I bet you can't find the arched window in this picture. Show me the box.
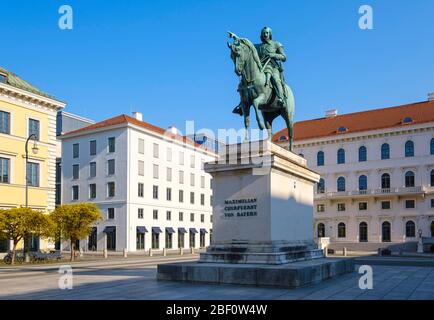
[381,173,391,189]
[359,222,368,242]
[337,177,346,192]
[405,171,415,188]
[359,175,367,191]
[382,221,391,242]
[317,223,325,238]
[338,222,346,238]
[431,170,434,187]
[431,138,434,155]
[317,178,325,194]
[406,221,416,238]
[405,141,414,157]
[359,146,367,162]
[317,151,324,166]
[381,143,390,160]
[337,148,345,164]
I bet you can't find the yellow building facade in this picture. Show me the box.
[0,67,64,252]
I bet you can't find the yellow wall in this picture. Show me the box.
[0,98,55,211]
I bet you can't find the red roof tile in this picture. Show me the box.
[62,114,210,151]
[273,100,434,143]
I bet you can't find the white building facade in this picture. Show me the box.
[274,97,434,249]
[60,113,215,252]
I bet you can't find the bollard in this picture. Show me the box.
[179,247,183,256]
[149,248,153,257]
[123,248,128,258]
[103,249,108,259]
[324,247,328,257]
[343,247,347,257]
[163,248,167,256]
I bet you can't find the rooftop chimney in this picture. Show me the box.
[167,126,178,135]
[325,109,338,118]
[132,112,143,121]
[428,93,434,101]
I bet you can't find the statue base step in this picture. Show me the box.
[199,240,324,265]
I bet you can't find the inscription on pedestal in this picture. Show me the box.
[223,198,258,218]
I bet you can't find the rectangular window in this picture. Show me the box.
[381,201,391,210]
[179,189,184,203]
[201,194,205,206]
[26,162,39,187]
[107,182,115,197]
[166,188,172,201]
[179,170,184,184]
[178,233,185,248]
[0,111,10,134]
[165,232,173,249]
[179,212,184,221]
[138,183,144,197]
[210,215,213,223]
[201,214,204,223]
[431,199,434,208]
[179,151,184,165]
[190,213,195,222]
[190,192,195,204]
[152,232,160,249]
[108,159,115,175]
[153,164,159,179]
[153,209,158,220]
[89,162,96,178]
[90,140,97,156]
[153,143,159,158]
[167,167,172,181]
[153,185,158,199]
[201,176,205,188]
[28,119,40,141]
[0,158,10,183]
[72,164,79,179]
[138,138,144,154]
[138,208,144,219]
[72,185,79,200]
[405,200,415,209]
[317,204,325,212]
[200,233,205,248]
[166,211,171,221]
[190,173,195,187]
[89,184,96,199]
[108,137,115,153]
[359,202,368,211]
[108,208,115,220]
[138,160,144,176]
[73,143,79,158]
[210,195,213,206]
[167,147,172,162]
[337,203,346,211]
[190,155,195,168]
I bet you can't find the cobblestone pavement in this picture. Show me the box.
[0,257,433,300]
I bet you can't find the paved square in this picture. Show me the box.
[0,257,433,300]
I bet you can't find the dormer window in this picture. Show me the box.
[337,126,347,133]
[279,135,288,141]
[0,73,7,83]
[402,117,413,124]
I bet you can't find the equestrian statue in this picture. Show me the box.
[228,27,295,151]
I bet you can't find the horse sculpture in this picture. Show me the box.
[228,32,295,151]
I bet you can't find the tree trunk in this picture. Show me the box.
[70,239,75,262]
[11,242,17,265]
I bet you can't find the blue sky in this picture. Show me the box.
[2,0,434,135]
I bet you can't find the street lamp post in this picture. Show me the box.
[24,134,39,261]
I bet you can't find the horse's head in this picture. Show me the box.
[228,39,247,77]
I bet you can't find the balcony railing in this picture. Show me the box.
[315,186,424,199]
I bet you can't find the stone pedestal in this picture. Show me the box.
[157,141,354,288]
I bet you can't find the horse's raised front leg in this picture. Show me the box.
[252,96,265,131]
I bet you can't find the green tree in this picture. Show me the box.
[0,208,51,265]
[50,203,102,261]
